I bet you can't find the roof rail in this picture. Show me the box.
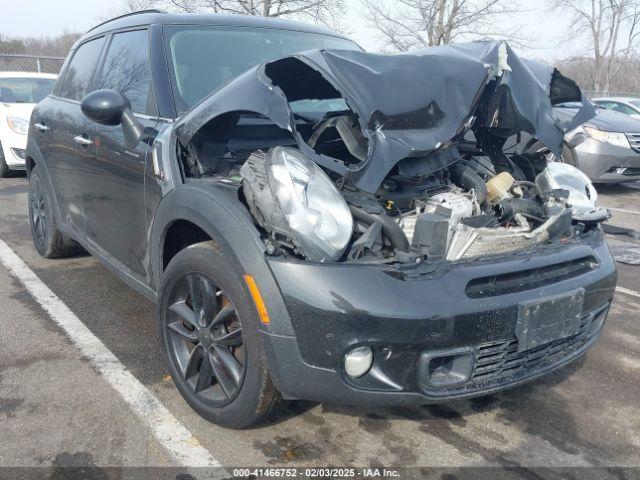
[87,9,167,33]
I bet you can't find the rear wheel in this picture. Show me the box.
[29,166,78,258]
[0,142,9,178]
[157,241,280,428]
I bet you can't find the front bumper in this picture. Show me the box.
[260,230,616,405]
[1,139,27,169]
[574,137,640,183]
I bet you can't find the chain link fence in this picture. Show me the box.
[0,54,65,74]
[584,90,640,99]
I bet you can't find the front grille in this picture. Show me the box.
[606,166,640,175]
[470,303,609,383]
[625,132,640,152]
[422,302,609,397]
[465,256,598,298]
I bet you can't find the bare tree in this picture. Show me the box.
[120,0,162,12]
[0,31,81,57]
[122,0,346,29]
[361,0,518,51]
[552,0,640,91]
[558,54,640,94]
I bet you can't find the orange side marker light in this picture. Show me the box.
[243,274,271,325]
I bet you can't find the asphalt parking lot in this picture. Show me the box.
[0,175,639,478]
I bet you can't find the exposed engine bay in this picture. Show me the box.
[173,41,608,265]
[240,145,607,264]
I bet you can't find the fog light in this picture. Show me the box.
[589,305,609,334]
[11,148,26,160]
[344,346,373,378]
[419,349,473,388]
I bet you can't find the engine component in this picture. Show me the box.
[466,156,496,178]
[241,147,353,262]
[379,174,448,210]
[535,163,608,221]
[411,210,450,261]
[399,190,474,249]
[495,198,546,223]
[450,163,488,205]
[425,191,474,245]
[348,221,384,261]
[446,212,567,260]
[349,205,410,252]
[486,172,515,204]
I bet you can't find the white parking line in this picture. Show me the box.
[616,286,640,300]
[619,355,640,370]
[0,239,221,468]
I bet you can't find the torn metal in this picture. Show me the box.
[174,40,594,193]
[172,40,604,264]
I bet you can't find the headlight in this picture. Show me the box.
[536,162,607,220]
[7,116,29,135]
[241,146,353,262]
[584,126,630,148]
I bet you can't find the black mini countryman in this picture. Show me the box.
[27,10,617,428]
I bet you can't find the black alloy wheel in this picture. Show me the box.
[28,165,78,258]
[165,272,246,406]
[29,173,48,253]
[158,241,281,428]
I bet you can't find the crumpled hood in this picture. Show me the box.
[175,40,594,193]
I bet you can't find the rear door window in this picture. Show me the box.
[57,37,106,101]
[96,29,155,115]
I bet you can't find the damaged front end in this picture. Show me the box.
[168,40,618,403]
[173,40,606,266]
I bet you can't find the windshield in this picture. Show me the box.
[0,77,55,103]
[164,25,360,112]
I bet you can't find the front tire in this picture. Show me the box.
[28,165,77,258]
[157,241,280,428]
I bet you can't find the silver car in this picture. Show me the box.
[593,97,640,120]
[524,102,640,183]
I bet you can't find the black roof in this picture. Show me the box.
[81,11,347,43]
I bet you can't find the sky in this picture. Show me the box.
[1,0,584,62]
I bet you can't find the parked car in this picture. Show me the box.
[0,72,57,177]
[27,11,616,428]
[593,97,640,119]
[523,102,640,183]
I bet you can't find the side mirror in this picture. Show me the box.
[81,89,128,125]
[81,89,143,148]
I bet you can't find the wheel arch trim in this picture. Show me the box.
[150,183,295,336]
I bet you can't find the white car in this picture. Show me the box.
[592,96,640,120]
[0,72,57,177]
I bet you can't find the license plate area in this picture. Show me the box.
[516,288,585,352]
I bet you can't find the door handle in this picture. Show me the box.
[73,135,93,146]
[34,122,49,132]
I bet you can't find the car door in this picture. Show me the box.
[35,36,106,235]
[76,28,159,284]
